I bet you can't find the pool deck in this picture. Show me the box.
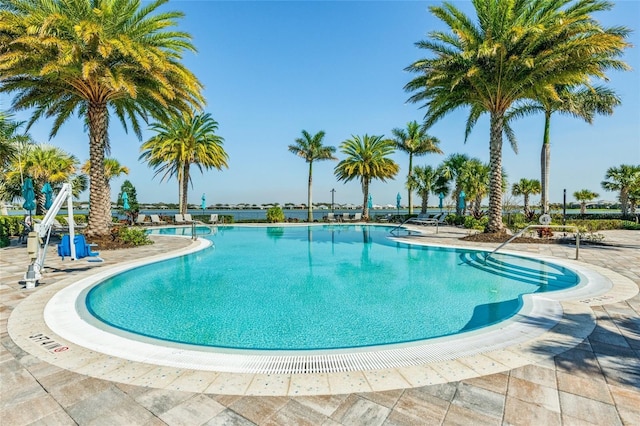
[1,225,639,425]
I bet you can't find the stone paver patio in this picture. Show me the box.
[1,225,638,425]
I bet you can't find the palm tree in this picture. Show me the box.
[509,85,621,214]
[461,159,492,218]
[405,0,630,233]
[439,154,470,216]
[408,165,448,214]
[512,178,542,218]
[601,164,640,217]
[82,158,129,222]
[391,121,443,214]
[573,189,599,215]
[334,135,399,220]
[140,111,228,214]
[3,144,81,214]
[288,130,337,222]
[0,0,203,237]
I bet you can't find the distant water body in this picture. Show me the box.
[6,208,623,221]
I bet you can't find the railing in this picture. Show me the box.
[484,224,580,263]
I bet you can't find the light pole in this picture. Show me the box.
[330,188,336,212]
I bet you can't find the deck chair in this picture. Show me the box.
[209,214,219,224]
[182,213,196,223]
[150,214,166,225]
[174,214,186,224]
[327,213,336,222]
[352,213,362,221]
[342,212,351,222]
[135,214,151,225]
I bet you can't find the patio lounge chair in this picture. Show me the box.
[150,214,166,225]
[407,212,440,226]
[342,212,351,222]
[135,214,151,225]
[352,213,362,221]
[209,214,219,224]
[174,214,186,224]
[183,214,201,224]
[327,213,337,222]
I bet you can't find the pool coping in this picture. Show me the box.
[7,227,639,396]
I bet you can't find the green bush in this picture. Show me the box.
[464,216,488,231]
[621,221,640,230]
[266,206,285,223]
[118,227,153,246]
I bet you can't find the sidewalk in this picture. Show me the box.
[1,227,638,425]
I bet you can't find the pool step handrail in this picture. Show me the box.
[389,217,413,236]
[484,224,580,263]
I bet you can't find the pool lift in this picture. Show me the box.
[24,183,102,289]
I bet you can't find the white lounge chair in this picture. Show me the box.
[342,212,351,222]
[135,214,151,225]
[150,214,166,225]
[352,213,362,221]
[183,214,197,223]
[327,213,336,222]
[174,214,186,224]
[209,214,219,224]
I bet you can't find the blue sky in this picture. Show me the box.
[2,0,639,207]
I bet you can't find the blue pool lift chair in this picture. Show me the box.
[57,235,103,262]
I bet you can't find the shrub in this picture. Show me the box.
[266,206,285,223]
[464,216,488,230]
[118,227,153,246]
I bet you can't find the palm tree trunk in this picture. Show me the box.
[487,112,504,233]
[523,194,530,217]
[86,103,110,238]
[362,179,370,220]
[181,163,190,215]
[307,161,313,222]
[541,110,551,215]
[620,188,629,217]
[104,180,112,226]
[407,154,414,215]
[421,192,428,214]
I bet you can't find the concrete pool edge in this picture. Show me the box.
[7,231,639,396]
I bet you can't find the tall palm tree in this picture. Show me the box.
[512,178,542,218]
[0,0,203,237]
[509,85,621,214]
[405,0,630,233]
[601,164,640,217]
[140,111,228,214]
[573,189,599,215]
[439,154,470,216]
[288,130,337,222]
[408,165,448,214]
[334,135,399,220]
[391,121,443,214]
[82,158,129,222]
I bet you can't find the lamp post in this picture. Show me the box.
[330,188,336,212]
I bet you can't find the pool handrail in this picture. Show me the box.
[484,224,580,263]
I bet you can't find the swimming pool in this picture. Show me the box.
[84,225,579,351]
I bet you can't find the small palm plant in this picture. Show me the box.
[512,178,542,220]
[573,189,600,215]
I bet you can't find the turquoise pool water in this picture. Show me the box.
[85,225,579,351]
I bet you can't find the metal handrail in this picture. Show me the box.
[485,224,580,263]
[389,217,413,236]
